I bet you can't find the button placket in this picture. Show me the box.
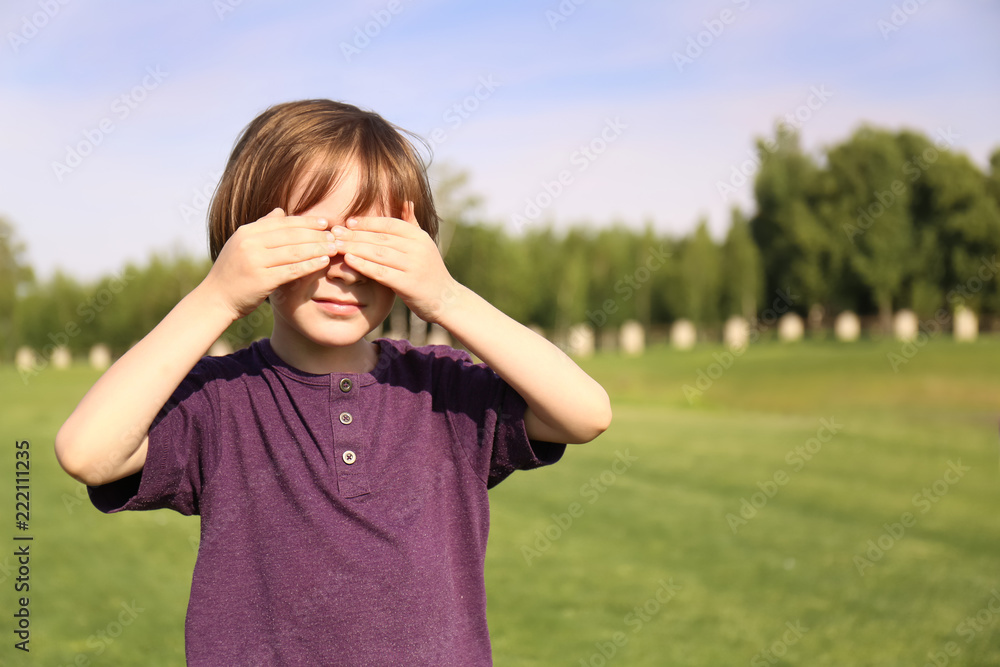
[331,375,369,497]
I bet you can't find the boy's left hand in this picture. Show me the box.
[332,201,459,324]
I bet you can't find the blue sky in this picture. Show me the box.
[2,0,998,282]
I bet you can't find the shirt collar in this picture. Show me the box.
[256,337,395,387]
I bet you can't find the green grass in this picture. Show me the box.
[2,338,999,665]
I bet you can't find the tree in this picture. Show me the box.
[522,224,561,329]
[444,220,538,325]
[586,223,644,330]
[825,126,913,331]
[1,218,35,360]
[15,269,87,361]
[913,141,1000,314]
[750,125,837,317]
[553,228,591,332]
[721,208,763,320]
[986,147,1000,209]
[677,219,721,327]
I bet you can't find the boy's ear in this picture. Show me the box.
[403,200,418,226]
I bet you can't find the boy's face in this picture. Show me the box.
[269,162,396,354]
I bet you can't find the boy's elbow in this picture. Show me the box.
[600,399,613,433]
[593,396,613,439]
[54,427,101,486]
[575,392,612,444]
[54,430,86,484]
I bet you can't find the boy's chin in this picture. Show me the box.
[301,324,377,349]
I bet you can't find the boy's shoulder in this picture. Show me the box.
[375,338,500,390]
[181,339,270,386]
[379,337,476,366]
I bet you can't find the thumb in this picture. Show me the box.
[264,207,285,219]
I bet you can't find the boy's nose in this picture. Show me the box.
[324,253,365,284]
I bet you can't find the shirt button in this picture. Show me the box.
[339,378,352,392]
[339,412,353,425]
[342,450,356,465]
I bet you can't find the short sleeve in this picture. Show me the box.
[86,357,220,516]
[484,375,566,488]
[434,348,566,488]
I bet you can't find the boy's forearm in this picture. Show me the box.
[55,282,237,485]
[435,281,611,444]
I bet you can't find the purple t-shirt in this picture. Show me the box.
[87,337,565,666]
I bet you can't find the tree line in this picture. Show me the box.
[2,123,999,362]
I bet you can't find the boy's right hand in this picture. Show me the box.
[202,208,335,321]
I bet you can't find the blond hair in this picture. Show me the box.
[209,99,438,261]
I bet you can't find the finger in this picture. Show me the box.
[260,227,337,250]
[335,237,408,268]
[263,240,340,269]
[345,214,415,238]
[254,213,329,233]
[271,255,331,284]
[342,250,404,286]
[331,226,410,251]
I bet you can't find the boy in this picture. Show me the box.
[55,99,612,665]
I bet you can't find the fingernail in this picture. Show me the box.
[347,218,358,228]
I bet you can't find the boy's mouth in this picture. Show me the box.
[313,296,363,316]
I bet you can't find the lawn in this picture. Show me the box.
[2,337,998,666]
